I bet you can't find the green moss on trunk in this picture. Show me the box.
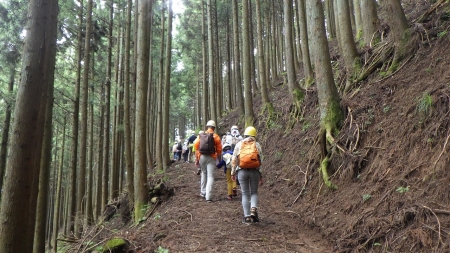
[320,156,337,190]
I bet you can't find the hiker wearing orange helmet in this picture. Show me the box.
[194,120,223,202]
[231,126,263,223]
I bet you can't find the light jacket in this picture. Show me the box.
[231,136,263,177]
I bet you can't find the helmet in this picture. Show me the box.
[243,126,257,137]
[206,120,216,128]
[231,125,238,130]
[223,143,231,151]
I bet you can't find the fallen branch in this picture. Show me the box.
[291,164,309,206]
[414,0,447,23]
[423,205,443,247]
[432,130,450,172]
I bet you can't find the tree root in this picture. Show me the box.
[318,128,337,190]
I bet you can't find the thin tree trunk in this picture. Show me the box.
[67,0,83,235]
[52,116,66,253]
[33,66,55,253]
[207,0,217,123]
[297,0,314,87]
[360,0,379,47]
[284,0,303,108]
[75,0,93,236]
[232,0,244,117]
[123,0,135,205]
[255,0,273,109]
[163,0,173,169]
[134,0,152,222]
[242,0,255,126]
[0,63,16,193]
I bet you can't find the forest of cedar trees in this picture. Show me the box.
[1,0,450,252]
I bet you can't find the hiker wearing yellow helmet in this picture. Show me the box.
[194,120,223,202]
[231,126,263,223]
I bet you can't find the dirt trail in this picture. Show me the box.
[133,160,332,252]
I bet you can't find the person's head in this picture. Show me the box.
[231,125,239,135]
[223,143,232,152]
[206,120,216,130]
[243,126,257,138]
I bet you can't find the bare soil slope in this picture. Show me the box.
[69,2,450,252]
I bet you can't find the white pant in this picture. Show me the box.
[199,155,216,200]
[237,169,260,217]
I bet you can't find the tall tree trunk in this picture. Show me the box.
[207,0,217,123]
[123,0,135,205]
[155,0,165,169]
[284,0,304,109]
[76,0,93,236]
[134,0,152,222]
[163,0,173,169]
[337,0,360,75]
[242,0,255,126]
[52,116,66,253]
[324,0,336,39]
[232,0,244,117]
[0,63,16,193]
[67,0,83,235]
[201,0,208,123]
[360,0,379,47]
[353,0,362,40]
[255,0,273,112]
[308,0,344,189]
[379,0,409,63]
[33,67,55,253]
[85,56,95,228]
[297,0,314,87]
[0,0,58,250]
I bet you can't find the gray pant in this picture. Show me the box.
[199,155,216,200]
[237,169,260,217]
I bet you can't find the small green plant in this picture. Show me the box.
[362,194,371,202]
[153,213,161,220]
[383,106,390,113]
[437,30,448,38]
[396,186,409,193]
[155,246,169,253]
[302,121,311,132]
[417,93,432,115]
[275,151,283,162]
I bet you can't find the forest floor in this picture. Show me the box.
[66,1,450,252]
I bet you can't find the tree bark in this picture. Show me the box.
[232,0,244,117]
[242,0,255,126]
[75,0,93,236]
[360,0,379,47]
[123,0,135,205]
[337,0,360,75]
[284,0,303,109]
[0,0,59,250]
[163,0,173,169]
[134,0,152,222]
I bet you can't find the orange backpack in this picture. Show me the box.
[238,139,261,168]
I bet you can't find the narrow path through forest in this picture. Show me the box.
[136,160,333,252]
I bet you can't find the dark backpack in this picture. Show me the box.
[177,142,182,151]
[198,132,215,154]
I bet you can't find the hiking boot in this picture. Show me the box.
[242,216,252,224]
[206,199,212,203]
[196,168,201,175]
[250,207,259,222]
[227,195,232,200]
[232,188,237,197]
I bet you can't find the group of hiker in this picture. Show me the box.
[189,120,263,224]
